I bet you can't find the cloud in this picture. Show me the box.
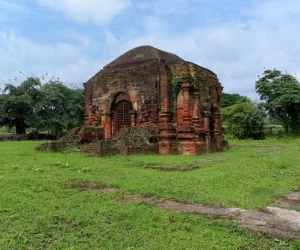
[105,0,300,99]
[0,30,104,88]
[2,0,300,100]
[0,0,31,22]
[138,0,194,15]
[37,0,131,25]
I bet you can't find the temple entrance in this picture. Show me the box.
[114,100,132,133]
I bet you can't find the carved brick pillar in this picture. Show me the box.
[203,109,211,152]
[192,91,201,130]
[90,109,95,125]
[177,79,197,155]
[84,104,91,125]
[213,103,222,150]
[158,66,176,155]
[105,112,112,140]
[214,104,221,135]
[93,108,100,127]
[192,92,206,154]
[130,111,136,127]
[100,113,105,128]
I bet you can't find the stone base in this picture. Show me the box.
[158,122,177,155]
[158,140,178,155]
[196,141,207,155]
[178,141,197,156]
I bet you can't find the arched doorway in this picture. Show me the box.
[114,100,132,133]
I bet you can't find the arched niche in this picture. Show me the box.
[110,92,134,136]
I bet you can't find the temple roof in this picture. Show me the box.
[104,45,185,68]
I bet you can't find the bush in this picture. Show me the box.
[222,102,265,139]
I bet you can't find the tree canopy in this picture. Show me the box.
[255,69,300,133]
[0,77,84,135]
[39,81,84,134]
[0,77,42,134]
[221,93,250,108]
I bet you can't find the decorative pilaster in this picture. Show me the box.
[158,65,176,155]
[84,104,91,125]
[213,104,221,135]
[203,109,211,152]
[129,111,136,127]
[192,91,201,130]
[192,92,206,154]
[104,112,112,140]
[177,78,197,155]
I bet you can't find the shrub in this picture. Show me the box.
[222,102,265,139]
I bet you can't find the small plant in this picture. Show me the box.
[190,71,196,81]
[53,161,71,168]
[81,167,92,172]
[171,75,181,103]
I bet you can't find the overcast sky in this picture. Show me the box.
[1,0,300,99]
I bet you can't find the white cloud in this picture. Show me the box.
[0,0,31,22]
[138,0,194,15]
[0,30,104,88]
[38,0,131,25]
[2,0,300,100]
[107,0,300,99]
[0,0,30,12]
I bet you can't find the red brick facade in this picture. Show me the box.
[84,46,227,155]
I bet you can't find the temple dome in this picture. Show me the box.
[104,45,184,68]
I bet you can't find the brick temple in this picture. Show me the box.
[83,45,227,155]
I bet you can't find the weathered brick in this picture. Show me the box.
[83,45,228,155]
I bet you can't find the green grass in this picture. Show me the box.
[1,139,300,249]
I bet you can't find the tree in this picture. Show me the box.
[0,77,42,134]
[38,80,84,135]
[0,76,84,135]
[221,93,250,108]
[255,69,300,133]
[222,102,265,139]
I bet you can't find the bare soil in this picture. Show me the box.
[257,146,285,153]
[71,182,300,239]
[145,159,226,171]
[120,191,300,240]
[230,144,285,153]
[271,190,300,211]
[71,182,117,193]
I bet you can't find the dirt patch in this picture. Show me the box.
[70,182,117,193]
[146,165,200,171]
[160,200,300,239]
[69,182,300,239]
[119,192,300,240]
[230,144,285,153]
[271,190,300,211]
[143,159,226,171]
[257,146,285,153]
[118,194,160,204]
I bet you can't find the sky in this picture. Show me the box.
[1,0,300,99]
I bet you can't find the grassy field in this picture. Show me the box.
[1,139,300,249]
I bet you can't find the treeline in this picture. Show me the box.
[0,77,84,135]
[1,68,300,140]
[221,69,300,139]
